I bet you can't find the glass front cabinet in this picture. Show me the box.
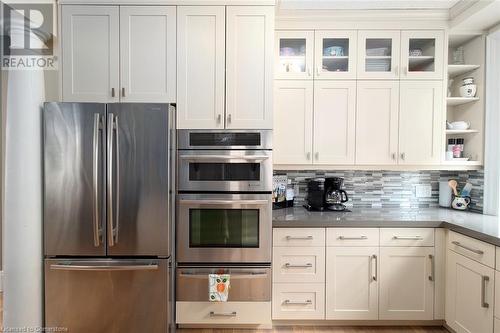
[275,30,314,79]
[401,30,444,80]
[357,30,401,79]
[314,30,357,79]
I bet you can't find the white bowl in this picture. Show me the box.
[447,121,471,130]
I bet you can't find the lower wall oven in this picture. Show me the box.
[176,193,271,264]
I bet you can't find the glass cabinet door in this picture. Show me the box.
[275,30,314,79]
[314,30,357,79]
[357,30,400,79]
[401,30,444,80]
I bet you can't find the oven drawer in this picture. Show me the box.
[273,247,325,283]
[176,266,271,302]
[177,150,272,192]
[176,301,271,325]
[272,283,325,320]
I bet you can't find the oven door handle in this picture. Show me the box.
[179,155,269,163]
[179,200,268,206]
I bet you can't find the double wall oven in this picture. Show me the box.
[177,130,272,264]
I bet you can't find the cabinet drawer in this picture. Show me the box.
[380,228,434,246]
[327,228,379,246]
[496,271,500,319]
[272,283,325,320]
[176,301,271,325]
[273,247,325,283]
[273,228,325,247]
[496,317,500,333]
[448,231,495,268]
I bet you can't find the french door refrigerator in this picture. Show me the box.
[43,102,174,333]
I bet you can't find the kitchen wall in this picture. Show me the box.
[275,170,484,213]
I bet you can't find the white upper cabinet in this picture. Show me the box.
[274,80,313,165]
[177,6,225,129]
[314,30,357,80]
[313,81,356,164]
[62,5,175,103]
[356,81,399,165]
[62,6,120,102]
[379,247,435,320]
[326,247,379,320]
[401,30,444,80]
[275,30,314,80]
[399,81,443,165]
[120,6,176,102]
[226,6,274,129]
[357,30,401,80]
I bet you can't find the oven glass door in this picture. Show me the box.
[177,194,271,263]
[178,150,272,192]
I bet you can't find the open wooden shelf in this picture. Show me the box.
[445,129,479,135]
[446,97,479,106]
[448,64,480,77]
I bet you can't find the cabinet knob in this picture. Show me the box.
[315,152,319,160]
[217,114,222,124]
[400,152,406,160]
[306,152,311,160]
[392,153,396,160]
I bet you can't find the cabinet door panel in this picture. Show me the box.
[177,6,225,129]
[326,247,379,320]
[275,30,314,80]
[399,81,443,165]
[313,80,356,164]
[62,6,119,102]
[274,80,313,165]
[226,6,274,129]
[379,247,434,320]
[446,250,494,333]
[357,30,401,79]
[356,81,399,165]
[401,30,444,80]
[120,6,176,102]
[314,30,357,80]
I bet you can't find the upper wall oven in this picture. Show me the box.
[177,130,272,192]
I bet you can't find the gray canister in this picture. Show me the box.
[439,181,453,207]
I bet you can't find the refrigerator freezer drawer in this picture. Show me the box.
[45,258,170,333]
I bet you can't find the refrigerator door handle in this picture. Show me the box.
[114,115,120,244]
[92,114,102,247]
[107,113,115,247]
[50,261,159,271]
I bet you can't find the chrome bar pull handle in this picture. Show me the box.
[372,254,378,281]
[92,114,101,247]
[217,114,222,124]
[481,275,490,308]
[286,235,313,240]
[400,152,406,160]
[393,235,423,240]
[285,263,312,269]
[392,153,396,160]
[451,241,484,255]
[227,114,232,124]
[209,311,237,317]
[428,254,435,281]
[283,300,312,305]
[306,152,311,160]
[121,87,125,97]
[338,236,367,240]
[111,88,115,97]
[107,113,115,247]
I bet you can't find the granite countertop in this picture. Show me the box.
[273,207,500,246]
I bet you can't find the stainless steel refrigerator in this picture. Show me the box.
[43,102,175,333]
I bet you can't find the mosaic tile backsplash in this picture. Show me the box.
[274,170,484,213]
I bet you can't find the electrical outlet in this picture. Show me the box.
[415,184,432,198]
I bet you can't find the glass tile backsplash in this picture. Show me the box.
[274,170,484,213]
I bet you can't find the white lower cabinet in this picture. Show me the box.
[272,283,325,320]
[326,247,379,320]
[379,247,435,320]
[446,249,494,333]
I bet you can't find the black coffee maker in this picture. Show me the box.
[304,177,349,211]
